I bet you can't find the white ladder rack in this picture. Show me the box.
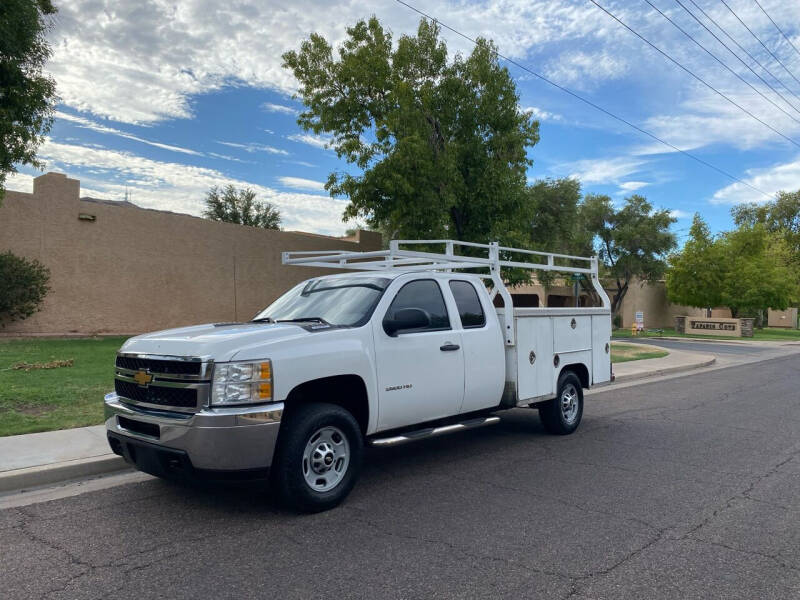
[282,239,611,346]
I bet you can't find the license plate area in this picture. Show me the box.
[118,415,160,439]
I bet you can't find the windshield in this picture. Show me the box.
[253,277,391,327]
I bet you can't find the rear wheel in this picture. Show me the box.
[539,371,583,435]
[271,402,363,512]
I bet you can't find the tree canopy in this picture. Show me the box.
[667,214,798,319]
[665,215,724,310]
[732,190,800,260]
[582,194,677,314]
[202,185,282,230]
[0,0,57,204]
[283,17,539,245]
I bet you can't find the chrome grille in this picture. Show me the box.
[115,355,201,376]
[114,354,211,413]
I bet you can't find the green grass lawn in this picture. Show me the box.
[0,337,127,437]
[612,326,800,342]
[611,342,669,363]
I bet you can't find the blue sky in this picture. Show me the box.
[8,0,800,241]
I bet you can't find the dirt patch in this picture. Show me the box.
[11,359,74,371]
[0,404,53,417]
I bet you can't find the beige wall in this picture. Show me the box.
[768,308,799,328]
[616,281,795,329]
[0,173,381,335]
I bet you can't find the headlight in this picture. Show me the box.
[211,360,273,406]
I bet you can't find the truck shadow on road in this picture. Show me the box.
[146,408,567,516]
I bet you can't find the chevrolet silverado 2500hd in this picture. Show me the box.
[105,240,612,511]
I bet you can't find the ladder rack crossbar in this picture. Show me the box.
[282,239,612,346]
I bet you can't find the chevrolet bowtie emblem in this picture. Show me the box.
[133,370,154,387]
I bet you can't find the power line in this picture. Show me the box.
[719,0,800,91]
[587,0,800,150]
[392,0,776,201]
[752,0,800,62]
[675,0,800,115]
[645,0,800,125]
[686,0,800,110]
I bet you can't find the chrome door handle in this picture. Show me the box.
[440,343,460,351]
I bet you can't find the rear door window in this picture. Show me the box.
[449,280,486,328]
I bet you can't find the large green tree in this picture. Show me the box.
[666,214,724,310]
[719,225,797,318]
[582,194,677,315]
[666,214,798,319]
[732,191,800,259]
[203,185,282,230]
[0,0,57,203]
[282,17,539,244]
[521,178,590,301]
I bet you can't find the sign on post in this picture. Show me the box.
[635,311,644,332]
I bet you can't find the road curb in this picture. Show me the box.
[0,454,129,494]
[613,355,716,383]
[615,335,784,346]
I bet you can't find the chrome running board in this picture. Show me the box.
[369,416,500,447]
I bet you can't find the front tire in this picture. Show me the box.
[539,371,583,435]
[271,403,363,512]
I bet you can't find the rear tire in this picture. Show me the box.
[539,371,583,435]
[271,402,363,513]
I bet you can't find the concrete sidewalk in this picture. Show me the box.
[0,344,714,496]
[0,425,126,493]
[611,344,715,382]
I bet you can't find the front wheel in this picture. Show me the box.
[271,403,363,512]
[539,371,583,435]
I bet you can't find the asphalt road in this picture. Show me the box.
[3,354,800,599]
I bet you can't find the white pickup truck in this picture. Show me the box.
[105,240,612,511]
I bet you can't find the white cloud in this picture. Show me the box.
[43,0,617,124]
[4,172,35,193]
[618,180,649,192]
[278,176,326,191]
[564,156,646,185]
[521,106,562,122]
[711,156,800,205]
[217,141,289,155]
[544,50,628,88]
[669,209,691,219]
[33,139,349,234]
[287,133,332,150]
[55,111,203,156]
[262,102,297,115]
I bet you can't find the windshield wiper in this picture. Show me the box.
[250,316,275,323]
[276,317,332,326]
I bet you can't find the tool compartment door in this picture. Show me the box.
[553,316,592,354]
[515,316,555,401]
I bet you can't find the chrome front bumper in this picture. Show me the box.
[104,393,283,472]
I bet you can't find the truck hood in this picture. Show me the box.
[119,322,315,362]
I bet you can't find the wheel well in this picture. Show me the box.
[284,375,369,434]
[561,363,590,389]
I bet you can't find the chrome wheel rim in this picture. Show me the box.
[561,383,580,425]
[302,426,350,492]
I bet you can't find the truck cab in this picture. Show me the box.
[105,240,611,511]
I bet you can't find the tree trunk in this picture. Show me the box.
[610,279,629,316]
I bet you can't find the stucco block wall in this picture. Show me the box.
[0,173,381,335]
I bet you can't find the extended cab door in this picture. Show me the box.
[373,278,465,431]
[446,279,505,413]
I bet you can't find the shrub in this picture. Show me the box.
[0,251,50,326]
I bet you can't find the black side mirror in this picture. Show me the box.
[383,308,431,336]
